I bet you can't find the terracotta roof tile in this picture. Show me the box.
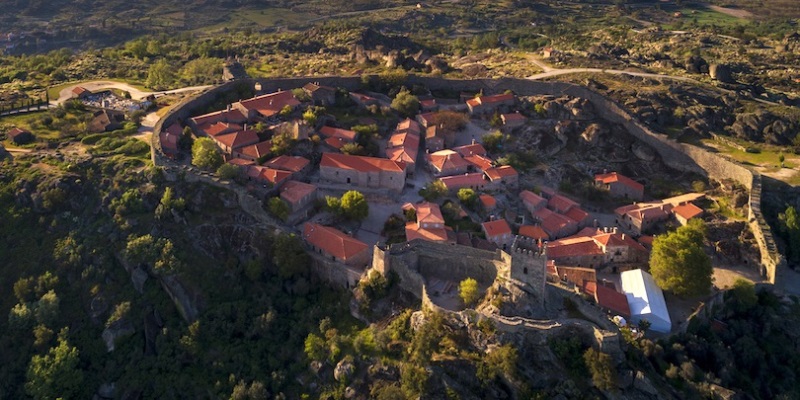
[319,126,357,141]
[227,158,255,166]
[427,150,469,173]
[405,222,451,242]
[519,225,549,240]
[485,165,518,181]
[480,194,496,209]
[482,219,511,237]
[414,202,445,225]
[672,203,704,220]
[239,141,272,160]
[440,173,487,190]
[237,90,300,118]
[595,284,631,317]
[303,223,369,261]
[594,172,644,193]
[280,181,317,205]
[453,143,487,157]
[564,207,589,224]
[521,190,547,208]
[548,194,579,213]
[264,155,310,172]
[464,154,494,171]
[320,153,405,173]
[502,113,526,122]
[546,236,604,258]
[214,129,260,149]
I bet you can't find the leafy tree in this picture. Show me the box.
[25,329,84,400]
[304,333,327,361]
[34,290,60,327]
[267,197,289,221]
[728,278,758,313]
[302,108,318,125]
[146,58,175,89]
[124,234,159,267]
[270,130,294,156]
[400,364,429,398]
[482,131,504,153]
[779,206,800,263]
[583,348,617,391]
[489,112,503,128]
[420,180,448,201]
[155,187,185,219]
[352,124,379,138]
[279,104,293,117]
[8,303,34,332]
[191,137,223,170]
[340,143,366,156]
[459,278,480,306]
[341,190,369,221]
[477,344,518,383]
[106,301,131,328]
[433,110,468,133]
[272,233,309,279]
[53,233,83,269]
[217,163,240,180]
[378,68,408,90]
[649,219,712,297]
[457,188,478,209]
[325,195,342,215]
[391,88,420,118]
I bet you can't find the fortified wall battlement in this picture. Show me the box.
[372,239,547,310]
[152,75,786,289]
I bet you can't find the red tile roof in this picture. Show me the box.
[546,236,604,258]
[427,150,469,173]
[324,137,349,150]
[593,232,647,253]
[548,194,579,213]
[239,141,272,160]
[482,219,512,237]
[204,121,243,137]
[264,155,310,173]
[8,127,30,137]
[252,167,292,185]
[417,112,436,126]
[414,202,445,226]
[594,172,644,193]
[583,280,597,297]
[214,129,259,150]
[319,126,357,141]
[673,203,704,220]
[479,93,515,104]
[534,208,576,236]
[464,154,494,171]
[595,285,631,318]
[396,118,421,136]
[72,86,90,96]
[191,109,247,127]
[485,166,518,181]
[440,173,487,190]
[386,146,418,165]
[564,207,589,224]
[303,223,368,261]
[519,225,549,240]
[521,190,547,209]
[420,99,437,108]
[480,194,496,209]
[405,222,452,242]
[350,92,378,104]
[320,153,405,173]
[280,181,317,205]
[387,131,419,149]
[238,91,300,118]
[227,158,255,166]
[453,143,487,157]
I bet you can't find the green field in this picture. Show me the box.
[661,7,750,30]
[236,8,318,28]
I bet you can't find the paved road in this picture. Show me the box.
[54,81,212,105]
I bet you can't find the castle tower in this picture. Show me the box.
[508,235,548,307]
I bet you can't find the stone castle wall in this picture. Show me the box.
[153,75,786,289]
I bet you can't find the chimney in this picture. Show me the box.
[472,138,476,145]
[622,233,626,240]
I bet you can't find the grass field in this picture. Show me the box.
[661,6,750,30]
[0,111,60,144]
[236,8,318,28]
[704,138,800,185]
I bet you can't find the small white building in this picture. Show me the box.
[621,269,671,333]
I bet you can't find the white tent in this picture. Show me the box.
[621,269,672,333]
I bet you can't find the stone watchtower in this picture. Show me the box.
[506,236,548,307]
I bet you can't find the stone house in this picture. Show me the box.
[303,223,370,268]
[594,172,644,201]
[319,153,406,192]
[160,123,182,158]
[349,92,379,108]
[233,90,300,121]
[485,166,519,189]
[426,149,469,177]
[386,132,419,174]
[213,129,260,155]
[71,86,92,99]
[439,173,489,192]
[501,113,527,130]
[404,202,452,243]
[482,219,513,247]
[89,109,125,133]
[246,166,292,188]
[303,83,337,106]
[466,93,515,115]
[521,190,547,214]
[280,180,318,220]
[236,141,272,162]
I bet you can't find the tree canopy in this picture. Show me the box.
[25,330,84,400]
[649,219,712,297]
[191,137,223,170]
[459,278,480,306]
[391,88,420,118]
[779,206,800,264]
[340,190,369,221]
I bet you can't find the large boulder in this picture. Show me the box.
[709,64,735,83]
[334,358,355,382]
[102,319,135,352]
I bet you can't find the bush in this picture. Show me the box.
[216,163,240,180]
[191,137,222,170]
[583,348,617,390]
[459,278,480,307]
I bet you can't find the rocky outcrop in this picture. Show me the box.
[709,64,735,83]
[160,275,199,323]
[102,319,135,352]
[334,358,355,382]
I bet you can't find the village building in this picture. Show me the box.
[233,90,300,121]
[519,225,549,241]
[319,153,406,192]
[416,112,436,128]
[594,284,631,319]
[404,202,453,243]
[549,264,596,289]
[419,98,438,112]
[454,143,487,158]
[482,219,513,247]
[501,113,527,130]
[425,126,445,152]
[302,82,337,106]
[426,149,469,177]
[521,190,547,214]
[439,173,489,192]
[198,121,243,138]
[463,154,494,172]
[303,223,371,268]
[386,132,419,174]
[594,172,644,201]
[190,108,248,133]
[532,207,579,239]
[319,125,358,151]
[159,123,183,158]
[480,194,497,212]
[226,158,255,167]
[213,129,260,154]
[465,93,515,115]
[7,127,34,144]
[89,109,125,133]
[395,118,422,136]
[546,228,648,269]
[247,166,293,188]
[615,193,705,235]
[274,120,312,141]
[672,203,704,226]
[280,180,318,220]
[621,269,671,333]
[235,141,272,162]
[349,92,379,108]
[71,86,92,99]
[485,166,519,188]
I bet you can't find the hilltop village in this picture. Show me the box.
[158,81,716,333]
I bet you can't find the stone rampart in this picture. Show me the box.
[154,75,786,289]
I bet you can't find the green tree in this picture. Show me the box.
[477,344,518,383]
[302,108,318,125]
[268,197,289,221]
[420,180,448,201]
[280,104,294,117]
[146,58,175,89]
[192,137,223,170]
[729,278,758,313]
[649,220,712,297]
[155,187,185,220]
[34,290,60,327]
[304,333,327,361]
[106,301,131,328]
[459,278,480,306]
[272,233,309,279]
[341,190,369,221]
[583,348,617,391]
[391,88,420,118]
[25,330,84,400]
[270,130,294,156]
[340,143,366,156]
[779,206,800,263]
[53,233,83,269]
[217,163,240,180]
[457,188,478,209]
[482,131,504,153]
[326,195,342,215]
[489,112,503,128]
